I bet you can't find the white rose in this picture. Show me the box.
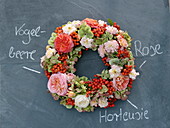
[75,95,90,108]
[45,48,56,59]
[98,97,108,108]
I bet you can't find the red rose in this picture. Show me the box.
[83,18,99,28]
[54,33,74,53]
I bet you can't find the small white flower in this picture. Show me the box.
[90,98,98,107]
[72,20,81,27]
[75,95,90,108]
[80,36,94,48]
[109,65,122,78]
[98,20,107,26]
[98,97,108,108]
[106,26,118,34]
[40,56,45,68]
[62,24,77,35]
[45,48,56,59]
[129,69,139,80]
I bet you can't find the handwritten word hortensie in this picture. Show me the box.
[99,108,149,123]
[8,23,46,60]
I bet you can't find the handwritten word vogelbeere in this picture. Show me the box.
[8,23,46,60]
[134,40,163,57]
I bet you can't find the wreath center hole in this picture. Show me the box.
[75,50,107,79]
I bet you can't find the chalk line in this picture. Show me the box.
[169,0,170,12]
[139,60,147,69]
[23,66,41,74]
[40,31,46,33]
[127,99,138,109]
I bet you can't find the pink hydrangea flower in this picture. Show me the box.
[104,40,119,53]
[47,73,68,96]
[112,75,129,91]
[98,44,106,58]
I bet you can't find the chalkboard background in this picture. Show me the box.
[0,0,170,128]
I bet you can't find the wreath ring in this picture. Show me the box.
[40,18,139,112]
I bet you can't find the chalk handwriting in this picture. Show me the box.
[9,46,36,60]
[99,108,149,123]
[15,23,46,44]
[134,40,163,57]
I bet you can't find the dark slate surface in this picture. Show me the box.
[0,0,170,128]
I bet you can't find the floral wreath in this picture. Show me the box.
[40,18,139,112]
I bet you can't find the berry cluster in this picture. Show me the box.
[70,32,80,46]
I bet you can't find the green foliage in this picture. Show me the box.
[107,18,113,26]
[78,23,94,39]
[109,58,129,67]
[48,32,57,47]
[95,32,113,45]
[100,85,108,93]
[97,70,110,79]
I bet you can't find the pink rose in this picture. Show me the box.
[54,33,74,53]
[47,73,68,96]
[112,75,129,91]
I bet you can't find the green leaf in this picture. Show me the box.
[65,105,73,109]
[109,58,120,65]
[107,18,113,26]
[128,60,134,66]
[101,85,108,93]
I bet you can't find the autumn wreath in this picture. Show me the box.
[40,18,139,112]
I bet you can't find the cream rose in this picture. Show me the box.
[75,95,90,108]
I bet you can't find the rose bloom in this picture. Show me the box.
[98,44,106,58]
[83,18,99,28]
[112,75,129,91]
[75,95,90,108]
[47,73,68,96]
[54,33,74,53]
